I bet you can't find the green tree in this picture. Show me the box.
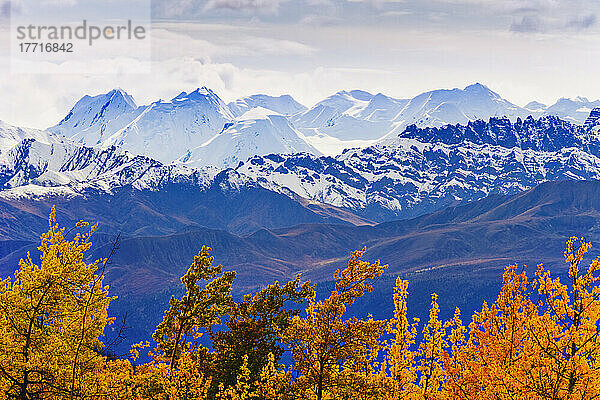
[208,275,315,397]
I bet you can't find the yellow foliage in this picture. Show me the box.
[0,207,114,399]
[4,209,600,400]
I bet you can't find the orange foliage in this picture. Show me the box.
[3,209,600,400]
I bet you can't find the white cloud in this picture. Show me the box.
[0,0,22,18]
[41,0,77,6]
[153,0,196,18]
[378,10,411,17]
[566,14,597,30]
[299,15,344,26]
[203,0,289,14]
[151,24,315,60]
[432,0,599,33]
[2,1,600,130]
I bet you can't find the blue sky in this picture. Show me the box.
[1,0,599,128]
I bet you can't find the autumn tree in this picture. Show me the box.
[151,246,236,377]
[281,248,388,400]
[385,278,464,400]
[207,275,315,397]
[444,237,600,400]
[0,207,114,400]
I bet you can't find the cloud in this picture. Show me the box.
[203,0,289,14]
[0,0,22,18]
[379,10,411,17]
[510,15,541,32]
[346,0,406,10]
[153,0,203,18]
[566,14,597,30]
[510,12,597,33]
[151,24,316,60]
[41,0,77,6]
[299,14,343,26]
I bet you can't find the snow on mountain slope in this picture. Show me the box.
[49,89,141,146]
[234,110,600,219]
[290,90,406,153]
[383,83,528,137]
[292,84,530,154]
[291,90,398,137]
[0,121,215,198]
[543,97,600,124]
[0,120,59,150]
[51,88,318,167]
[176,107,321,169]
[398,115,600,155]
[524,101,548,114]
[4,110,600,222]
[228,94,307,117]
[99,87,235,163]
[356,93,410,121]
[585,108,600,129]
[49,84,600,164]
[50,87,235,165]
[236,141,600,220]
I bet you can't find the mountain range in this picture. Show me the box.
[48,84,600,167]
[3,83,600,354]
[2,178,599,355]
[2,99,600,222]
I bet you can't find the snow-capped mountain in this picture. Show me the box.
[291,90,402,138]
[291,84,534,154]
[98,88,236,163]
[50,87,236,164]
[533,97,600,125]
[235,141,600,220]
[524,101,548,114]
[4,109,600,221]
[0,120,59,150]
[49,84,600,163]
[398,115,600,155]
[290,90,408,154]
[390,83,525,129]
[50,89,141,146]
[177,107,320,169]
[228,94,307,117]
[49,88,319,166]
[0,121,215,199]
[232,111,600,219]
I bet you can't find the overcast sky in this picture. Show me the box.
[1,0,599,129]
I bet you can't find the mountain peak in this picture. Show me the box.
[107,88,137,109]
[69,88,136,111]
[464,82,489,91]
[463,83,500,98]
[347,89,374,101]
[329,89,373,101]
[525,101,547,111]
[50,88,138,135]
[172,87,221,102]
[194,86,215,95]
[228,94,307,117]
